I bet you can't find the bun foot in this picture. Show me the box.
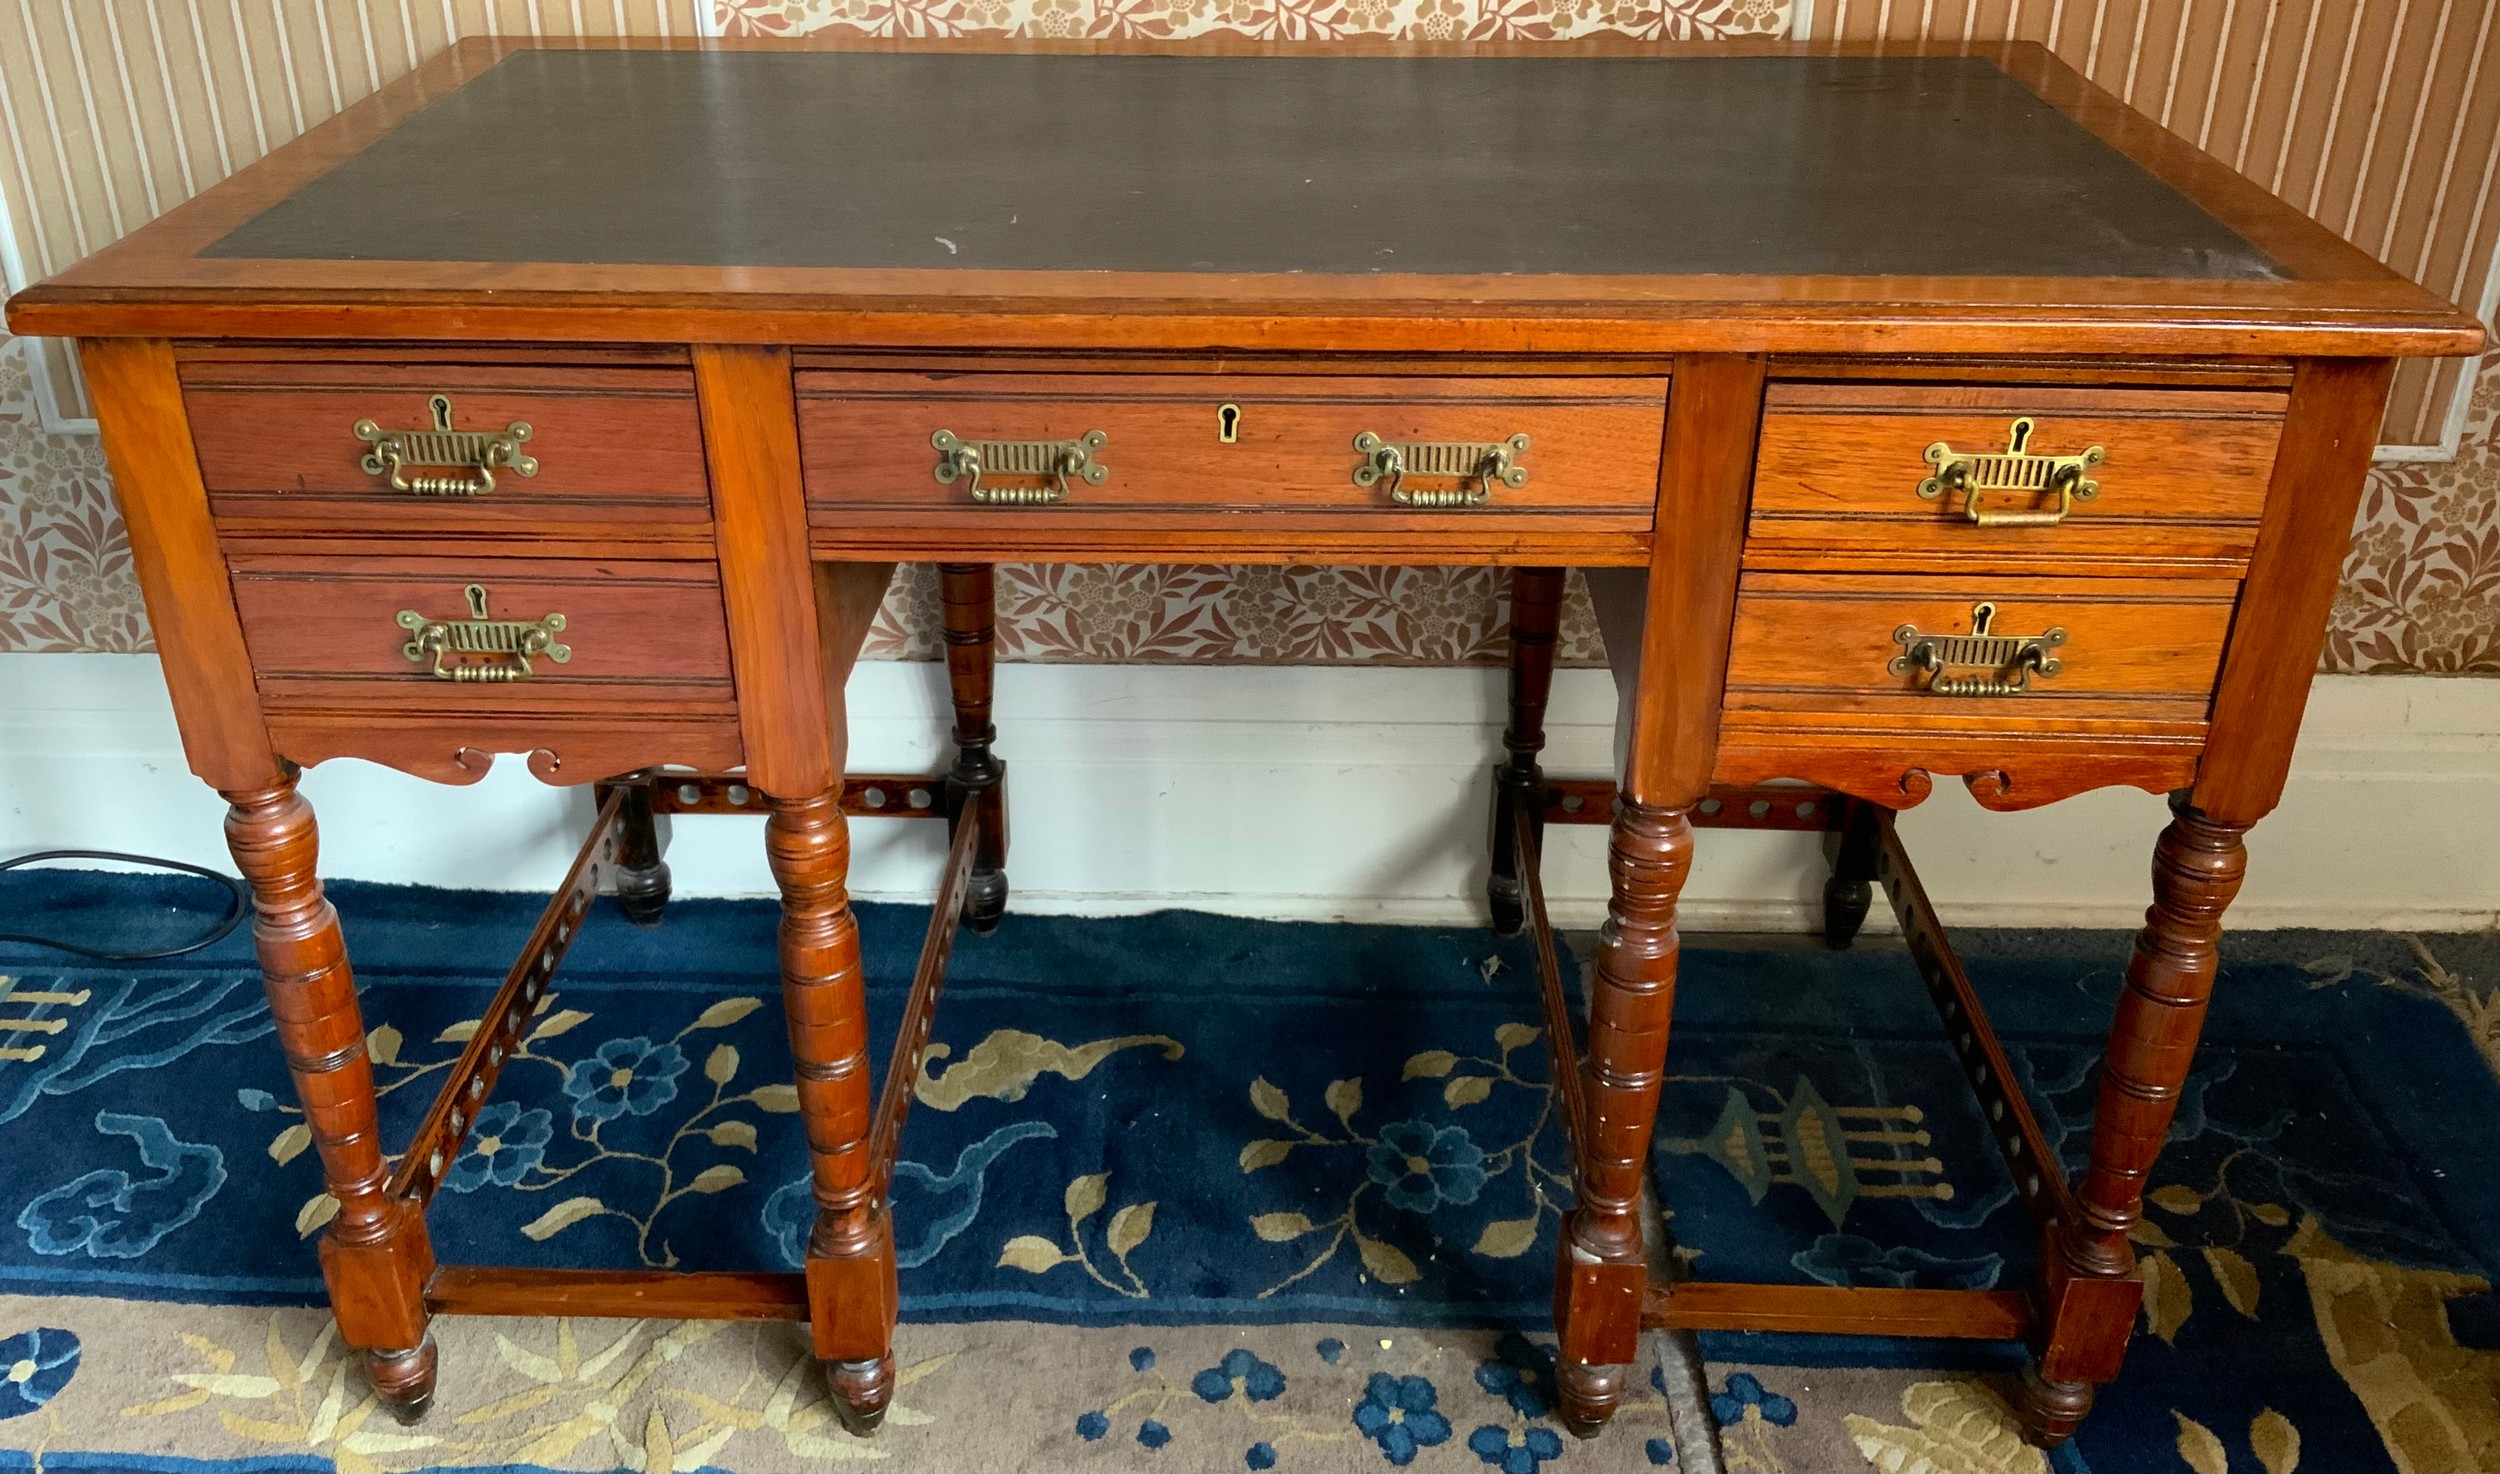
[366,1340,437,1426]
[1555,1358,1627,1439]
[613,859,672,928]
[826,1355,895,1437]
[2013,1365,2093,1446]
[963,869,1008,936]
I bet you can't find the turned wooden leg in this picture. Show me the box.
[1821,799,1879,949]
[1555,797,1693,1436]
[1489,567,1566,938]
[604,778,672,927]
[224,774,436,1423]
[938,563,1009,935]
[767,789,897,1436]
[2020,797,2248,1443]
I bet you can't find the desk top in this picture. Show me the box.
[205,51,2273,282]
[9,39,2483,359]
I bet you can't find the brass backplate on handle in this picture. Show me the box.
[932,429,1108,505]
[1889,601,2066,696]
[397,583,571,683]
[356,394,537,498]
[1918,418,2103,527]
[1352,432,1530,508]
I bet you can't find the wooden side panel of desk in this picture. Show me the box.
[80,338,280,791]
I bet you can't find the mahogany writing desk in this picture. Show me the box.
[8,38,2482,1449]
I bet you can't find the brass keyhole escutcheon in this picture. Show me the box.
[1217,403,1241,443]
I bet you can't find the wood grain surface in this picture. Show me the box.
[1723,572,2236,721]
[228,556,735,703]
[1747,381,2285,575]
[184,356,712,532]
[798,371,1666,513]
[6,42,2481,359]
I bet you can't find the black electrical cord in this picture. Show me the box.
[0,850,251,961]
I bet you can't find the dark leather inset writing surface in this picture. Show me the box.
[205,51,2280,280]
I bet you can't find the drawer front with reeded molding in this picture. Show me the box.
[1721,573,2237,725]
[182,350,713,535]
[1746,384,2286,576]
[797,372,1667,519]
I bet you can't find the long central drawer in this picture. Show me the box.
[795,372,1668,516]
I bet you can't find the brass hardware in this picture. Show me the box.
[355,394,537,497]
[1352,432,1530,508]
[1889,601,2066,697]
[1217,404,1242,444]
[397,584,570,683]
[1917,418,2103,527]
[932,429,1108,505]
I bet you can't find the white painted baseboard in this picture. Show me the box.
[2,654,2494,932]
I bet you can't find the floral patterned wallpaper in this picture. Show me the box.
[2329,359,2500,674]
[0,340,136,654]
[0,331,2492,672]
[714,0,1787,41]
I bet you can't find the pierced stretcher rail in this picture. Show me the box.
[870,810,982,1193]
[1524,781,2051,1345]
[389,787,620,1205]
[1871,806,2081,1235]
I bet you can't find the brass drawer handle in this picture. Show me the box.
[397,584,570,683]
[1353,432,1530,508]
[356,394,537,498]
[1918,418,2102,527]
[932,429,1108,505]
[1890,602,2066,697]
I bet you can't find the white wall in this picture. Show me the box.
[3,653,2495,933]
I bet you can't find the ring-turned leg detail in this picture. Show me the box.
[1821,799,1879,949]
[939,564,1009,934]
[224,773,437,1421]
[827,1356,897,1436]
[1554,1360,1628,1440]
[767,790,899,1437]
[365,1341,439,1426]
[606,778,672,927]
[2022,797,2248,1444]
[1554,797,1692,1432]
[1490,567,1566,938]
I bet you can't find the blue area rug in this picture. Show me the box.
[1,868,2496,1474]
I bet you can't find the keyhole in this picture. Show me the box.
[2007,417,2033,454]
[430,394,455,432]
[465,584,492,620]
[1217,404,1241,444]
[1970,601,1996,635]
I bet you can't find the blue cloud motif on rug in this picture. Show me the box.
[764,1119,1058,1270]
[17,1113,225,1258]
[0,973,269,1128]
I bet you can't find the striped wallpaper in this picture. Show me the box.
[0,1,704,425]
[1803,0,2500,456]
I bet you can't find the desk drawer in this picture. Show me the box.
[229,556,735,711]
[183,357,712,532]
[1746,384,2285,574]
[1723,573,2235,723]
[796,373,1666,515]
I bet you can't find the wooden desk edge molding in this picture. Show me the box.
[13,36,2483,1451]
